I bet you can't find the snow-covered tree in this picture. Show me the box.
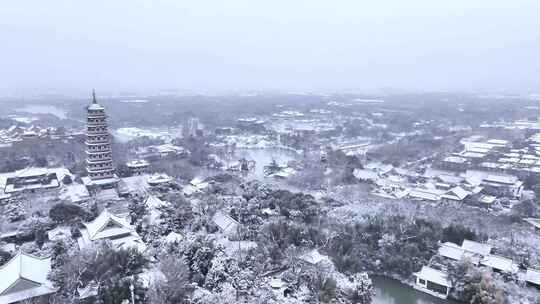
[346,272,373,304]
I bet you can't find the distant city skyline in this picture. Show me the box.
[1,1,540,95]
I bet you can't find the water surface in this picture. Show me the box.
[372,276,461,304]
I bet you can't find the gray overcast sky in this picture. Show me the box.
[1,0,540,95]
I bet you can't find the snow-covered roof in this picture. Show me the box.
[164,232,184,244]
[365,162,393,174]
[438,242,466,261]
[190,177,206,186]
[215,238,258,256]
[409,188,442,201]
[14,167,48,178]
[483,174,519,185]
[478,195,496,204]
[414,266,451,287]
[153,144,184,154]
[443,186,470,201]
[183,185,199,196]
[47,226,72,241]
[480,255,518,273]
[525,268,540,285]
[147,173,172,185]
[110,234,147,252]
[212,211,239,235]
[461,240,492,256]
[77,283,98,300]
[1,243,16,253]
[299,249,330,265]
[59,183,90,203]
[145,195,167,209]
[461,151,486,158]
[524,218,540,229]
[270,277,286,289]
[0,251,56,304]
[436,174,464,185]
[118,174,151,195]
[438,242,480,265]
[83,209,133,241]
[126,159,149,168]
[272,167,296,178]
[486,139,508,146]
[353,169,378,181]
[443,156,467,164]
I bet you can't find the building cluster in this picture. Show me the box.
[0,167,73,200]
[355,162,522,209]
[0,125,65,147]
[414,239,540,299]
[442,135,540,176]
[134,143,187,160]
[355,135,533,209]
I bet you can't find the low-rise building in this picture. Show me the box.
[298,249,330,267]
[147,173,173,186]
[463,170,523,199]
[47,226,72,242]
[353,169,378,182]
[212,211,240,237]
[414,266,452,299]
[183,177,209,196]
[0,167,72,195]
[441,186,470,203]
[408,187,443,202]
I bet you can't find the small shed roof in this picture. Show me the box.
[212,211,240,235]
[299,249,330,265]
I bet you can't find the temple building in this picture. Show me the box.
[0,252,57,303]
[77,209,146,252]
[82,91,118,189]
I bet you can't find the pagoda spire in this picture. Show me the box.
[92,89,97,104]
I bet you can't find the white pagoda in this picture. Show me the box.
[83,90,118,188]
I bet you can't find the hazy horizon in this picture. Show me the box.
[2,1,540,96]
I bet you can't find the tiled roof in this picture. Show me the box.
[0,251,56,303]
